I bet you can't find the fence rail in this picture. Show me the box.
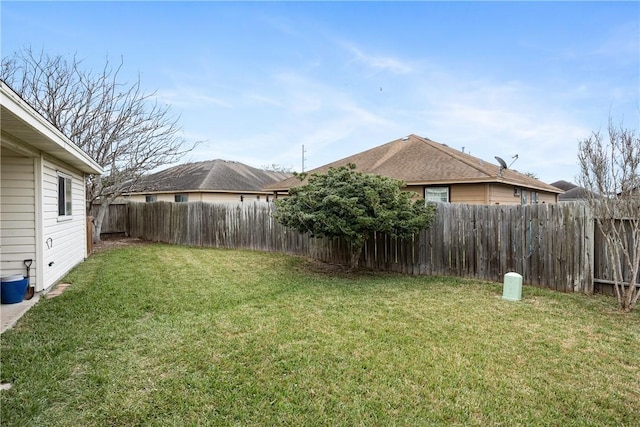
[118,201,598,293]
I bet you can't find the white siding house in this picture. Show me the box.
[1,81,103,292]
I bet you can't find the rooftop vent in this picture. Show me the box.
[401,136,409,141]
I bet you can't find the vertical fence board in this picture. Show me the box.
[116,201,608,293]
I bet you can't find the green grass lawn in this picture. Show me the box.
[1,244,639,426]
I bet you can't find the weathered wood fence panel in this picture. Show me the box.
[593,220,639,295]
[90,203,128,235]
[126,202,335,260]
[352,202,594,292]
[119,201,597,293]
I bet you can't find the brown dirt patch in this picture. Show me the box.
[301,258,350,275]
[92,237,153,254]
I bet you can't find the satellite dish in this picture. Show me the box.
[495,156,508,169]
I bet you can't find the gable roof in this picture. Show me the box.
[1,80,103,174]
[558,186,596,201]
[550,180,600,201]
[129,159,292,194]
[550,180,578,192]
[265,134,562,194]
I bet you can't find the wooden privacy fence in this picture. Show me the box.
[124,201,596,293]
[127,202,317,256]
[359,203,594,293]
[90,203,128,236]
[593,220,639,295]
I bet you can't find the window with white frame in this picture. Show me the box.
[145,195,157,203]
[425,186,449,203]
[58,174,73,217]
[174,194,188,203]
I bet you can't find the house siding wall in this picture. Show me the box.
[399,183,558,205]
[488,183,558,205]
[0,148,37,287]
[126,193,175,203]
[128,192,273,204]
[128,186,558,206]
[487,183,521,205]
[403,185,424,199]
[538,191,558,204]
[202,193,271,203]
[41,156,87,290]
[450,183,488,204]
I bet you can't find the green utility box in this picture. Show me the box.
[502,272,523,301]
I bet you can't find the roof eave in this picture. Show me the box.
[407,178,564,194]
[1,81,103,175]
[266,178,563,195]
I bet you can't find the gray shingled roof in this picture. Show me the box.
[549,181,600,201]
[558,187,594,201]
[550,180,578,192]
[264,134,563,194]
[129,160,291,193]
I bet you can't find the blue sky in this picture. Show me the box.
[2,1,638,183]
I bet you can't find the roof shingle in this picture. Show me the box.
[129,160,291,193]
[264,134,562,193]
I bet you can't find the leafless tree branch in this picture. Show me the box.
[577,118,640,312]
[1,47,199,241]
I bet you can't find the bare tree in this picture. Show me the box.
[1,47,197,241]
[261,163,293,173]
[577,118,640,312]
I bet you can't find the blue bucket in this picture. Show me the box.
[1,275,28,304]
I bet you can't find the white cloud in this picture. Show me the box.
[245,94,285,108]
[353,60,599,183]
[157,88,232,109]
[170,58,590,182]
[340,42,413,75]
[154,28,632,184]
[171,68,401,172]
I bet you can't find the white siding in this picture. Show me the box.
[41,156,87,290]
[0,149,37,287]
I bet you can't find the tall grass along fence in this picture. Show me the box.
[121,201,602,294]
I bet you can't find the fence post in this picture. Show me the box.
[86,216,93,256]
[584,203,595,294]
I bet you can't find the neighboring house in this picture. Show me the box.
[1,81,103,292]
[550,180,597,201]
[124,159,291,203]
[265,134,563,204]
